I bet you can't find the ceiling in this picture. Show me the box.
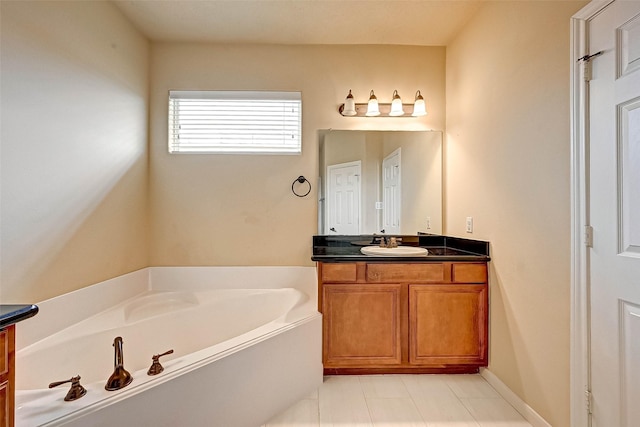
[112,0,485,46]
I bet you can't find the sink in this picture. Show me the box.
[360,246,429,257]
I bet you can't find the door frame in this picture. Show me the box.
[570,2,615,426]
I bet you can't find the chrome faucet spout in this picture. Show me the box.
[105,336,133,391]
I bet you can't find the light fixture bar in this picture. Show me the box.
[338,103,415,117]
[338,89,427,117]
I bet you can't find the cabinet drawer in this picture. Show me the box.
[321,263,357,282]
[452,263,487,283]
[367,263,445,282]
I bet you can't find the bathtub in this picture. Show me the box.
[15,267,323,427]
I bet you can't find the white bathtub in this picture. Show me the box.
[15,267,323,427]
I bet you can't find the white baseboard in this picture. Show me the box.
[480,368,552,427]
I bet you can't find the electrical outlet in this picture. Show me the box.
[426,217,431,230]
[466,217,473,233]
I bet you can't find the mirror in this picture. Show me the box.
[318,130,442,235]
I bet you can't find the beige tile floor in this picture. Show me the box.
[264,374,533,427]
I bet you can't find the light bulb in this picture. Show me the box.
[389,90,404,116]
[366,90,380,116]
[412,90,427,117]
[342,90,357,116]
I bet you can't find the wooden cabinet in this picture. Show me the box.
[0,326,15,427]
[318,261,488,374]
[409,284,487,366]
[323,284,403,366]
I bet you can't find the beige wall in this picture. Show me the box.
[446,1,587,425]
[149,44,445,266]
[0,1,149,302]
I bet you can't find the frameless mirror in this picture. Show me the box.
[318,130,442,235]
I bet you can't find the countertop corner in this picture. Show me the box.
[0,304,39,329]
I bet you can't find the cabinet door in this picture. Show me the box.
[323,284,402,366]
[0,326,14,427]
[0,381,7,427]
[409,284,487,366]
[0,332,6,381]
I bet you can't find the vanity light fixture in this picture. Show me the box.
[338,89,427,117]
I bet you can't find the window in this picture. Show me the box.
[168,90,302,154]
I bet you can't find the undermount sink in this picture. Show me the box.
[360,246,429,257]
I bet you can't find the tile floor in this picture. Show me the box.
[263,374,533,427]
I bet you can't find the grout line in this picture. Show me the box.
[314,394,320,427]
[400,375,429,425]
[359,376,376,425]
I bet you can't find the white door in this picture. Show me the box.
[588,2,640,426]
[382,148,401,234]
[326,161,361,234]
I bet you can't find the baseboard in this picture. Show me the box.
[480,368,552,427]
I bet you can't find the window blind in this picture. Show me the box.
[168,90,302,154]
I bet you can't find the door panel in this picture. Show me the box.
[382,148,401,234]
[618,97,640,256]
[588,2,640,426]
[618,12,640,77]
[326,161,361,234]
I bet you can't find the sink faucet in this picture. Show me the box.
[378,236,399,248]
[105,336,133,391]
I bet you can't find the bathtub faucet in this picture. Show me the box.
[147,349,174,376]
[105,336,133,391]
[49,375,87,401]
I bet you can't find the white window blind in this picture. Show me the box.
[168,90,302,154]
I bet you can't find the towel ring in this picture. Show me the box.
[292,176,311,197]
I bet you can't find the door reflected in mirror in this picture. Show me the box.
[318,130,442,235]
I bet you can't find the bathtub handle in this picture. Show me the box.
[147,349,174,376]
[49,375,87,401]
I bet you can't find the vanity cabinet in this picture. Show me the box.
[318,262,488,374]
[0,326,15,427]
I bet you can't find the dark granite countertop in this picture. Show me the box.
[0,304,39,329]
[312,234,490,262]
